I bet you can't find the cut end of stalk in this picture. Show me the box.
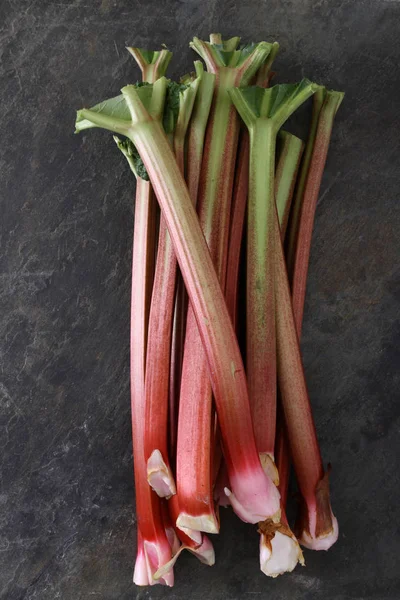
[295,468,339,551]
[193,534,216,566]
[259,521,305,577]
[224,475,281,525]
[147,449,177,498]
[134,538,174,587]
[164,524,181,556]
[153,535,215,581]
[176,511,220,535]
[259,453,280,486]
[298,514,339,551]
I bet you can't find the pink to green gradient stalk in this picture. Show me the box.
[285,87,326,282]
[257,133,306,576]
[144,78,200,499]
[274,199,339,551]
[224,51,278,332]
[168,64,215,461]
[176,36,279,533]
[287,90,344,337]
[119,49,174,586]
[229,80,316,483]
[229,80,318,576]
[278,89,343,549]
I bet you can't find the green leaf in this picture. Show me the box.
[229,79,318,129]
[114,136,149,181]
[75,94,131,131]
[162,81,189,135]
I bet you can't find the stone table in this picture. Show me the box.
[1,1,399,598]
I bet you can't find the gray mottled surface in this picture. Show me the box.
[1,0,399,598]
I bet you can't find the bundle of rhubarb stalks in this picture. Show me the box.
[75,34,344,585]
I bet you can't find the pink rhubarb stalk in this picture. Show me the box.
[287,90,344,336]
[145,79,200,498]
[169,65,215,459]
[258,135,307,576]
[176,35,277,533]
[274,201,339,550]
[117,49,174,586]
[229,81,316,483]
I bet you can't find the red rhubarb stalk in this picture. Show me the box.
[145,79,200,498]
[274,201,339,550]
[288,90,344,336]
[176,36,276,532]
[169,65,215,459]
[115,49,174,585]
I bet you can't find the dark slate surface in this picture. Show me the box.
[1,1,399,598]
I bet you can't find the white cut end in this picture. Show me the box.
[154,536,215,581]
[134,539,174,587]
[259,453,280,486]
[224,486,281,525]
[176,511,219,535]
[165,525,180,555]
[147,449,176,498]
[299,513,339,551]
[133,545,149,586]
[260,531,304,578]
[190,534,215,566]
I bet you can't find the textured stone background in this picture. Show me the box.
[1,0,399,598]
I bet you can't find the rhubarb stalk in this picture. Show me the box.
[285,87,325,280]
[145,78,200,498]
[275,131,304,238]
[176,36,276,533]
[274,199,339,550]
[287,90,344,336]
[75,75,280,531]
[115,52,174,585]
[230,80,318,577]
[169,65,215,459]
[229,80,317,478]
[256,140,307,576]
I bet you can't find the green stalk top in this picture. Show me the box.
[126,46,172,84]
[75,77,168,136]
[162,78,200,141]
[190,34,274,86]
[229,79,321,133]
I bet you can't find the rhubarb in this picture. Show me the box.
[229,79,317,475]
[144,78,199,498]
[75,75,280,531]
[113,59,173,584]
[285,86,325,279]
[274,199,339,550]
[229,80,318,577]
[176,35,277,533]
[275,131,304,238]
[184,61,216,203]
[169,66,215,459]
[257,135,307,576]
[287,90,344,336]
